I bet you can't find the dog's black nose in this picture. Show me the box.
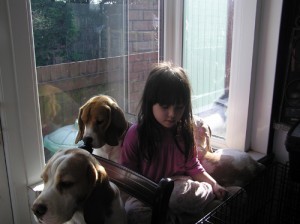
[83,136,93,147]
[79,137,94,153]
[32,203,47,218]
[79,144,94,153]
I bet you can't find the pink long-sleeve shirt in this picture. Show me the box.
[121,124,205,183]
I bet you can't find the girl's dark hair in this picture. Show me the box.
[137,62,195,162]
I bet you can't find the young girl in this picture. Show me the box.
[121,62,227,223]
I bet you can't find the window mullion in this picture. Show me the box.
[163,0,183,65]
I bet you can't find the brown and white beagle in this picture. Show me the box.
[75,95,129,162]
[32,148,127,224]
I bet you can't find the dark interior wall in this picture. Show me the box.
[272,0,300,126]
[268,0,300,156]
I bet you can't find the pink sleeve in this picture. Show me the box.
[120,124,140,172]
[185,153,206,177]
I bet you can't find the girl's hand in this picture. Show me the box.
[192,171,228,200]
[212,183,228,200]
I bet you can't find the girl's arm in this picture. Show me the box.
[192,171,228,200]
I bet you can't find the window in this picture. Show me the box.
[31,0,161,161]
[164,0,281,153]
[183,0,233,139]
[1,0,282,222]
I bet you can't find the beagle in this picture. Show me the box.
[75,95,129,162]
[32,148,126,224]
[193,115,265,187]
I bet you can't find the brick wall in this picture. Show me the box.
[127,0,159,113]
[128,52,158,114]
[37,56,125,135]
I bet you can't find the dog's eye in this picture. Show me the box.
[96,120,104,125]
[59,181,74,189]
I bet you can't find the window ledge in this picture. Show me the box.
[248,150,266,161]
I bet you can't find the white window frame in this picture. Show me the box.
[1,0,44,222]
[0,0,283,222]
[164,0,283,156]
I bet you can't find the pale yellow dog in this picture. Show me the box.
[193,115,265,187]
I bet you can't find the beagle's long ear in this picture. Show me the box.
[83,160,115,223]
[105,104,127,146]
[75,107,85,144]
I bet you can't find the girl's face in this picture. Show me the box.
[152,103,185,128]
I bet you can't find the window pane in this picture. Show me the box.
[31,0,161,161]
[183,0,233,139]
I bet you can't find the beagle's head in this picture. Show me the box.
[32,148,112,224]
[75,95,128,148]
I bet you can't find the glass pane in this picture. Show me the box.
[30,0,161,161]
[183,0,233,139]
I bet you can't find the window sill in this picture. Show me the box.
[248,150,266,161]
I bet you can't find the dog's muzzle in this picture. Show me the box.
[32,203,47,220]
[79,137,94,153]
